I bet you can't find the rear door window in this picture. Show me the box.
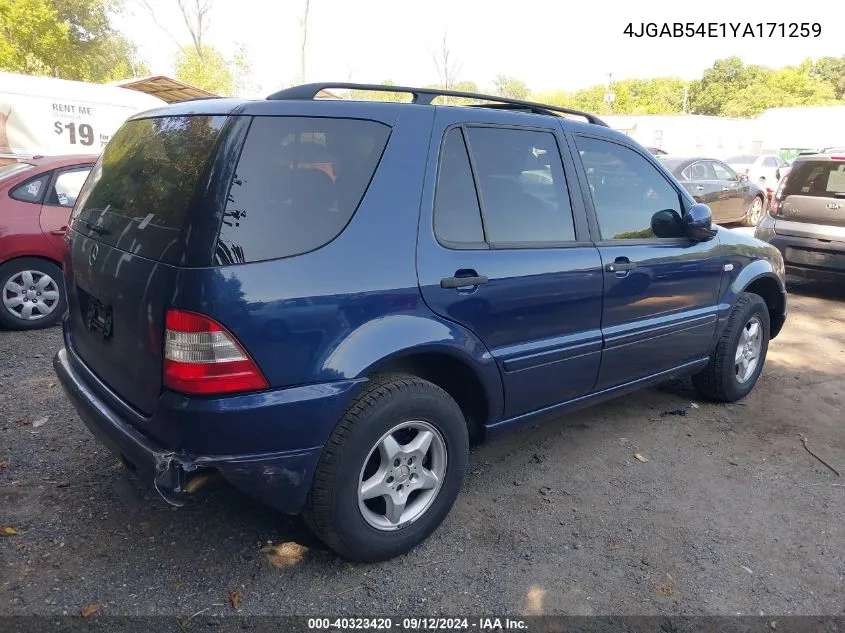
[784,161,845,197]
[47,168,92,207]
[464,126,576,244]
[215,116,391,265]
[71,115,227,263]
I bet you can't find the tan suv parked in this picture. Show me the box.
[755,149,845,280]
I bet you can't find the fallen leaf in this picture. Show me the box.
[263,542,308,568]
[658,585,675,596]
[610,543,620,551]
[634,453,649,463]
[0,460,8,470]
[15,542,26,550]
[32,417,48,428]
[48,382,56,389]
[229,590,243,611]
[690,402,700,409]
[1,526,18,536]
[14,419,31,426]
[79,603,103,617]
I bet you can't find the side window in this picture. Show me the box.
[216,116,391,264]
[464,127,576,244]
[711,161,737,181]
[688,161,716,181]
[433,128,484,245]
[10,173,51,204]
[576,136,684,240]
[47,168,91,207]
[763,157,777,168]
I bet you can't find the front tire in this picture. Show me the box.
[305,373,469,562]
[0,258,66,330]
[693,292,770,402]
[742,196,764,227]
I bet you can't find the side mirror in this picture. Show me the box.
[651,209,685,238]
[684,203,717,241]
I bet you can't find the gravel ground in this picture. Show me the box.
[1,279,843,619]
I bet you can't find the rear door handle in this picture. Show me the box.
[50,227,68,236]
[440,271,489,289]
[695,185,704,191]
[605,259,637,273]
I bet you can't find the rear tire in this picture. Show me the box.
[693,292,770,402]
[742,195,764,227]
[304,373,469,562]
[0,258,66,330]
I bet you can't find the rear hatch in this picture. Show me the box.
[65,114,229,415]
[774,157,845,238]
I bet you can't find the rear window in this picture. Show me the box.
[783,161,845,198]
[71,115,226,263]
[214,116,390,265]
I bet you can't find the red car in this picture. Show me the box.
[0,155,97,330]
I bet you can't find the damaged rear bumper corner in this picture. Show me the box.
[53,347,322,514]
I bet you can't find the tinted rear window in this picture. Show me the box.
[783,161,845,198]
[71,115,226,263]
[214,116,390,265]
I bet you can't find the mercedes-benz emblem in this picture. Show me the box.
[88,243,99,267]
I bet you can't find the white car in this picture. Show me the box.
[725,154,789,192]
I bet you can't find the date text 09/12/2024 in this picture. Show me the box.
[624,22,821,38]
[307,618,528,631]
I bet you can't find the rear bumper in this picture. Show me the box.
[54,347,353,514]
[766,232,845,281]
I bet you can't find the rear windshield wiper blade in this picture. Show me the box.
[78,219,109,235]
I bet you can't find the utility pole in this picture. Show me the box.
[603,72,615,114]
[682,85,689,114]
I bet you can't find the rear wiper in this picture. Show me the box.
[78,219,109,235]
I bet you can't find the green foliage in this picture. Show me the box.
[688,56,841,117]
[174,45,247,96]
[493,75,529,100]
[0,0,148,81]
[349,80,412,102]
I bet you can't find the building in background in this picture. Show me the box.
[603,105,845,161]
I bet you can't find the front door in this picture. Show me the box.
[711,160,746,221]
[417,108,604,419]
[571,134,724,391]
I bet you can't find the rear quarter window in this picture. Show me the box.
[214,116,390,265]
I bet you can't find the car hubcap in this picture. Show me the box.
[735,316,762,384]
[2,270,60,321]
[749,198,763,224]
[357,420,447,531]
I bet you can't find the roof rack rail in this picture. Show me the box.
[267,82,609,127]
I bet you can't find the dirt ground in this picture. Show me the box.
[1,278,843,619]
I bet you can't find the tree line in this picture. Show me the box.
[2,0,843,118]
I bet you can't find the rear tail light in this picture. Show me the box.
[769,176,788,216]
[163,309,268,395]
[830,156,845,161]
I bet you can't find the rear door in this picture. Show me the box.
[417,108,604,418]
[65,114,229,415]
[39,165,92,255]
[776,157,845,240]
[570,134,723,390]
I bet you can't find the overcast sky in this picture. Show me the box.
[115,0,844,97]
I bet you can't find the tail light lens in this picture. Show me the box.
[769,176,788,216]
[163,309,268,395]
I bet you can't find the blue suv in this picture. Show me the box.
[54,83,787,561]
